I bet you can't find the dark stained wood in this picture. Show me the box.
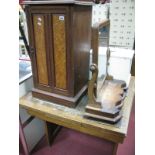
[44,121,61,145]
[92,19,110,65]
[25,3,92,107]
[86,20,127,123]
[86,64,126,123]
[53,14,67,90]
[84,112,122,124]
[32,85,87,107]
[85,104,120,118]
[33,15,49,85]
[91,24,99,65]
[25,10,52,92]
[72,5,92,94]
[91,20,110,96]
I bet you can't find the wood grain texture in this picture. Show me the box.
[91,20,110,65]
[98,80,126,109]
[32,85,87,107]
[33,15,48,85]
[72,6,92,94]
[20,77,135,144]
[53,14,67,90]
[86,63,126,123]
[86,19,125,123]
[25,5,94,106]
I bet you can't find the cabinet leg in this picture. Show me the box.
[44,121,61,146]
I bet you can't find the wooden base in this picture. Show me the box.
[86,76,126,123]
[85,104,120,118]
[85,104,122,124]
[32,85,87,108]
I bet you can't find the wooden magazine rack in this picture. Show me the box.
[85,19,127,123]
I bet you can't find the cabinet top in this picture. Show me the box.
[22,0,95,5]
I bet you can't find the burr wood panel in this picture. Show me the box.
[33,15,48,85]
[52,14,67,90]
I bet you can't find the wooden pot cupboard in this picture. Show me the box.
[24,0,94,107]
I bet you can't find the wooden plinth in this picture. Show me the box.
[85,104,122,124]
[32,85,88,108]
[85,79,127,124]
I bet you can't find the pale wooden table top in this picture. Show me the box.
[19,77,135,144]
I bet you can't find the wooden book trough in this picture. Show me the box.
[85,20,127,123]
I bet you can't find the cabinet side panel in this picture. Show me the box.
[33,15,48,85]
[73,6,92,94]
[53,14,67,90]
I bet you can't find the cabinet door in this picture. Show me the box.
[28,13,52,91]
[26,6,72,96]
[33,15,49,85]
[50,13,70,95]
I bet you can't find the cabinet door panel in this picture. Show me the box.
[33,15,49,86]
[27,6,72,95]
[52,14,67,90]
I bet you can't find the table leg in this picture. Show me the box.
[45,121,61,145]
[19,117,30,155]
[112,143,118,155]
